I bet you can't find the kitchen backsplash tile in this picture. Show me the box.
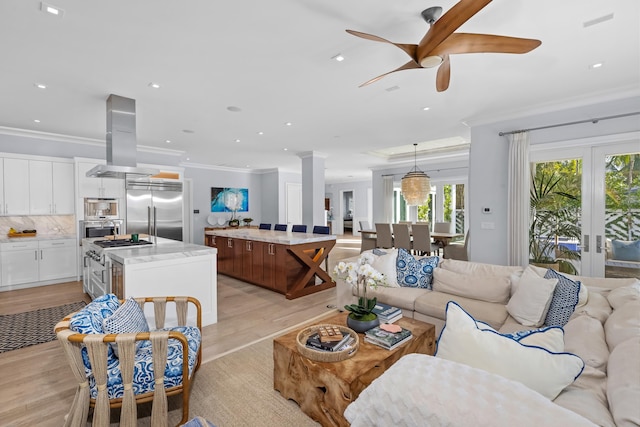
[0,215,76,236]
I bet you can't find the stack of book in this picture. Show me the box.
[306,326,355,352]
[364,325,413,350]
[372,302,403,324]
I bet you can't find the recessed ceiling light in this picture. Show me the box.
[331,53,345,62]
[422,107,430,111]
[285,122,292,126]
[589,62,604,69]
[257,131,264,135]
[186,157,190,161]
[245,165,250,168]
[227,106,242,112]
[34,119,41,123]
[283,148,288,151]
[165,140,171,143]
[235,139,241,143]
[148,82,161,89]
[40,2,64,17]
[34,83,47,89]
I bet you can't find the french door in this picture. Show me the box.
[532,133,639,278]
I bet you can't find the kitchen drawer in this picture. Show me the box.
[0,240,39,251]
[38,239,75,249]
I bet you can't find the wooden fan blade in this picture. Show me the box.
[431,33,542,56]
[436,55,451,92]
[359,61,422,87]
[417,0,492,59]
[346,29,418,60]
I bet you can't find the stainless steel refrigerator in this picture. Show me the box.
[125,180,183,241]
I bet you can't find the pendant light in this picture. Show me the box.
[401,143,431,205]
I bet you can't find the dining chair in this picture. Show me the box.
[258,223,271,230]
[411,223,440,256]
[399,220,413,234]
[274,224,288,231]
[291,224,307,233]
[433,222,452,233]
[359,220,371,231]
[375,223,394,249]
[444,230,470,260]
[312,225,330,269]
[392,223,413,253]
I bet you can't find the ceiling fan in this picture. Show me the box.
[346,0,541,92]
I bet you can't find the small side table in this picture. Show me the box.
[273,312,435,427]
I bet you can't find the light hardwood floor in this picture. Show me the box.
[0,234,362,426]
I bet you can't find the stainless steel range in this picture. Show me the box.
[83,238,153,299]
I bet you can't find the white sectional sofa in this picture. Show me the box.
[335,249,640,426]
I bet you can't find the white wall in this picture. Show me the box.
[468,95,640,265]
[325,180,372,233]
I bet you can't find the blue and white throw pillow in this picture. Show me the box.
[103,298,150,356]
[543,269,581,327]
[372,248,388,256]
[70,293,121,334]
[396,248,439,289]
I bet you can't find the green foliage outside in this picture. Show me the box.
[443,185,452,222]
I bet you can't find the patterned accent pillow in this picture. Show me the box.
[103,298,150,356]
[69,293,120,334]
[372,248,388,256]
[396,248,439,289]
[543,269,581,327]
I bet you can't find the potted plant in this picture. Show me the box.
[243,217,253,227]
[228,210,240,227]
[529,170,581,273]
[333,252,387,333]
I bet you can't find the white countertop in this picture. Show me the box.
[0,234,76,244]
[83,237,217,265]
[205,228,336,244]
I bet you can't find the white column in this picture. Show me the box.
[298,151,327,230]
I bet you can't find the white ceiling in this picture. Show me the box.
[1,0,638,183]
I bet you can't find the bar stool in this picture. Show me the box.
[259,223,271,230]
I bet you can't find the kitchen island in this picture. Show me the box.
[82,237,217,326]
[205,228,336,299]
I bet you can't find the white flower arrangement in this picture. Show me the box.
[333,253,387,320]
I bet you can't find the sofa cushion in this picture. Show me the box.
[415,291,509,330]
[607,283,640,310]
[432,267,511,304]
[571,292,612,325]
[506,268,557,327]
[440,258,523,279]
[604,300,640,351]
[553,366,615,427]
[563,315,609,372]
[435,301,585,400]
[364,286,430,312]
[395,249,439,289]
[544,269,581,327]
[607,337,640,427]
[370,248,400,287]
[610,239,640,262]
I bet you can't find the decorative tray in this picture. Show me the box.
[7,232,37,238]
[296,324,359,362]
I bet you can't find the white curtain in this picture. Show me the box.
[382,175,394,223]
[507,132,531,267]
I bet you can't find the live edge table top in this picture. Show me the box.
[273,312,436,427]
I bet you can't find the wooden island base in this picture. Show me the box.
[273,312,436,426]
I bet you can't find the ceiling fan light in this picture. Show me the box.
[420,55,443,68]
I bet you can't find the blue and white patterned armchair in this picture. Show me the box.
[55,294,202,427]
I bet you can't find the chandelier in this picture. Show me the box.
[401,143,431,206]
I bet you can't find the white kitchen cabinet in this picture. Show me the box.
[0,238,76,289]
[38,239,76,281]
[29,160,75,215]
[0,160,4,215]
[3,158,30,215]
[0,240,39,286]
[77,161,124,199]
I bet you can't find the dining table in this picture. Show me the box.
[359,229,464,251]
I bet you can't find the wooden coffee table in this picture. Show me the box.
[273,312,435,427]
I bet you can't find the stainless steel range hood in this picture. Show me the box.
[86,94,160,179]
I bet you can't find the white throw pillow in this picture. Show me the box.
[507,269,558,327]
[436,301,585,400]
[371,248,399,287]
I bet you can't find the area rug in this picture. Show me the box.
[110,336,321,427]
[0,301,86,353]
